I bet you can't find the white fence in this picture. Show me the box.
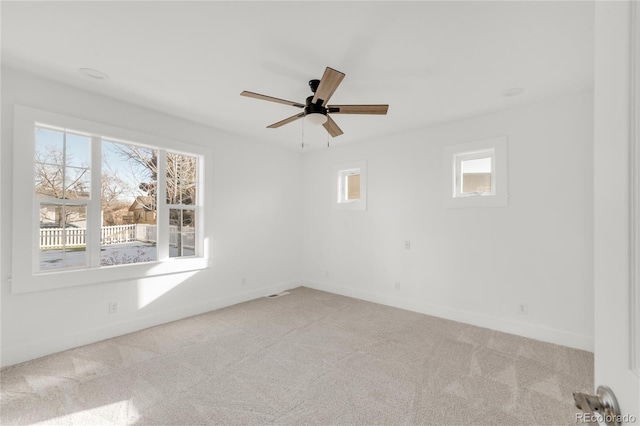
[40,225,139,248]
[39,224,194,249]
[102,224,136,245]
[132,225,193,249]
[40,227,87,248]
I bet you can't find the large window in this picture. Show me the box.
[12,106,210,294]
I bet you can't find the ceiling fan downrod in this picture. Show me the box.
[308,79,320,93]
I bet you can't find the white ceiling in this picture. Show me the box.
[1,1,595,151]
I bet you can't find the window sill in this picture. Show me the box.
[11,257,211,294]
[335,201,367,211]
[444,194,509,209]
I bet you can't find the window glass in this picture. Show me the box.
[35,126,91,272]
[100,140,157,266]
[461,157,492,194]
[65,133,91,167]
[35,128,91,200]
[454,149,496,198]
[347,173,361,201]
[35,127,63,166]
[169,209,196,258]
[338,168,361,203]
[64,167,91,200]
[167,153,197,205]
[35,164,64,198]
[39,203,87,271]
[168,152,197,258]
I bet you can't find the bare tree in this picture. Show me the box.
[35,147,89,200]
[108,144,196,209]
[101,171,131,226]
[165,153,197,206]
[35,140,197,228]
[35,146,89,226]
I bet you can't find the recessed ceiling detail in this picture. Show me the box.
[502,87,525,97]
[79,68,110,81]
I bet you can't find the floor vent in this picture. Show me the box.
[266,291,290,298]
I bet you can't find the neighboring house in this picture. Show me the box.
[122,196,156,224]
[39,204,85,228]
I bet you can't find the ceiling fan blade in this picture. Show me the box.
[312,67,345,106]
[327,104,389,115]
[323,115,344,137]
[267,112,305,128]
[241,91,305,108]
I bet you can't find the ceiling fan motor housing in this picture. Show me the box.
[305,95,327,117]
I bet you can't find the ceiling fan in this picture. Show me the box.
[241,67,389,137]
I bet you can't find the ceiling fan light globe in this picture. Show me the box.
[305,113,328,125]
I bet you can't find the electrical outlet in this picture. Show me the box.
[108,301,118,314]
[394,282,401,291]
[404,240,411,250]
[517,303,528,315]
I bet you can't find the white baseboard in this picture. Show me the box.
[1,280,299,367]
[303,280,594,352]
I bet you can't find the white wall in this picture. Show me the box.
[0,67,303,366]
[302,91,594,351]
[0,66,595,367]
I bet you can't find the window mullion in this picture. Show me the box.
[88,136,101,267]
[491,152,497,195]
[62,131,67,200]
[157,150,169,260]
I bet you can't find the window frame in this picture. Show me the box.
[335,160,367,211]
[443,136,508,208]
[12,105,211,294]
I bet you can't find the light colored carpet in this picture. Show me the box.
[1,287,592,425]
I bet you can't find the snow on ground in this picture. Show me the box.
[39,242,194,270]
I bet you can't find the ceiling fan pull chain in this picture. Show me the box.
[327,130,330,148]
[301,113,305,149]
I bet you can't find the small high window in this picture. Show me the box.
[444,136,508,208]
[339,169,361,202]
[454,149,495,197]
[335,160,367,211]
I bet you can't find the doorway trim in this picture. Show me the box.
[630,0,639,374]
